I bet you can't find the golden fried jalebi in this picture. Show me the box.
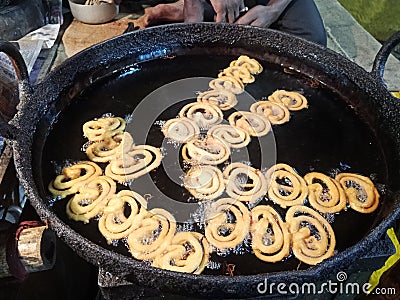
[161,117,200,143]
[197,89,238,111]
[205,197,250,250]
[83,116,126,141]
[219,66,255,84]
[208,124,250,149]
[304,172,347,214]
[223,162,267,204]
[86,133,124,163]
[98,190,148,243]
[152,231,210,274]
[182,136,230,165]
[184,165,225,200]
[250,101,290,125]
[250,205,291,262]
[268,90,308,111]
[105,144,162,183]
[335,173,380,214]
[265,163,308,208]
[127,208,176,261]
[179,102,223,130]
[286,205,336,265]
[229,55,263,75]
[228,111,271,137]
[209,76,244,94]
[66,175,116,223]
[48,161,102,198]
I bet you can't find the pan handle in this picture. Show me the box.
[371,31,400,88]
[0,40,34,140]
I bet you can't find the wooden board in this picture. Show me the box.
[62,13,145,57]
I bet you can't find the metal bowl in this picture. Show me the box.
[68,0,119,24]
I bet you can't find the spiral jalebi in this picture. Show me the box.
[304,172,347,213]
[83,116,126,142]
[335,173,379,214]
[127,208,176,261]
[286,205,336,265]
[179,102,223,130]
[265,163,308,208]
[66,175,116,223]
[219,66,255,84]
[105,144,162,183]
[184,165,225,200]
[250,205,291,262]
[197,89,238,111]
[250,101,290,125]
[209,76,244,94]
[223,162,267,204]
[268,90,308,111]
[208,124,250,149]
[182,136,230,165]
[161,117,200,143]
[152,231,210,274]
[229,55,263,75]
[98,190,148,243]
[48,161,102,198]
[228,111,271,137]
[205,197,250,250]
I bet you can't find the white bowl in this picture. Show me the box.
[69,0,119,24]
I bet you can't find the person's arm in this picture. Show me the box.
[235,0,292,27]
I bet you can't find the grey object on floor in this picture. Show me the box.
[315,0,400,90]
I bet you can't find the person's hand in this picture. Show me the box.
[235,1,292,28]
[209,0,245,23]
[234,5,275,27]
[184,0,245,23]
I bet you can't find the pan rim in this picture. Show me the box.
[11,23,400,296]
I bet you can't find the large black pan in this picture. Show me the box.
[1,24,400,298]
